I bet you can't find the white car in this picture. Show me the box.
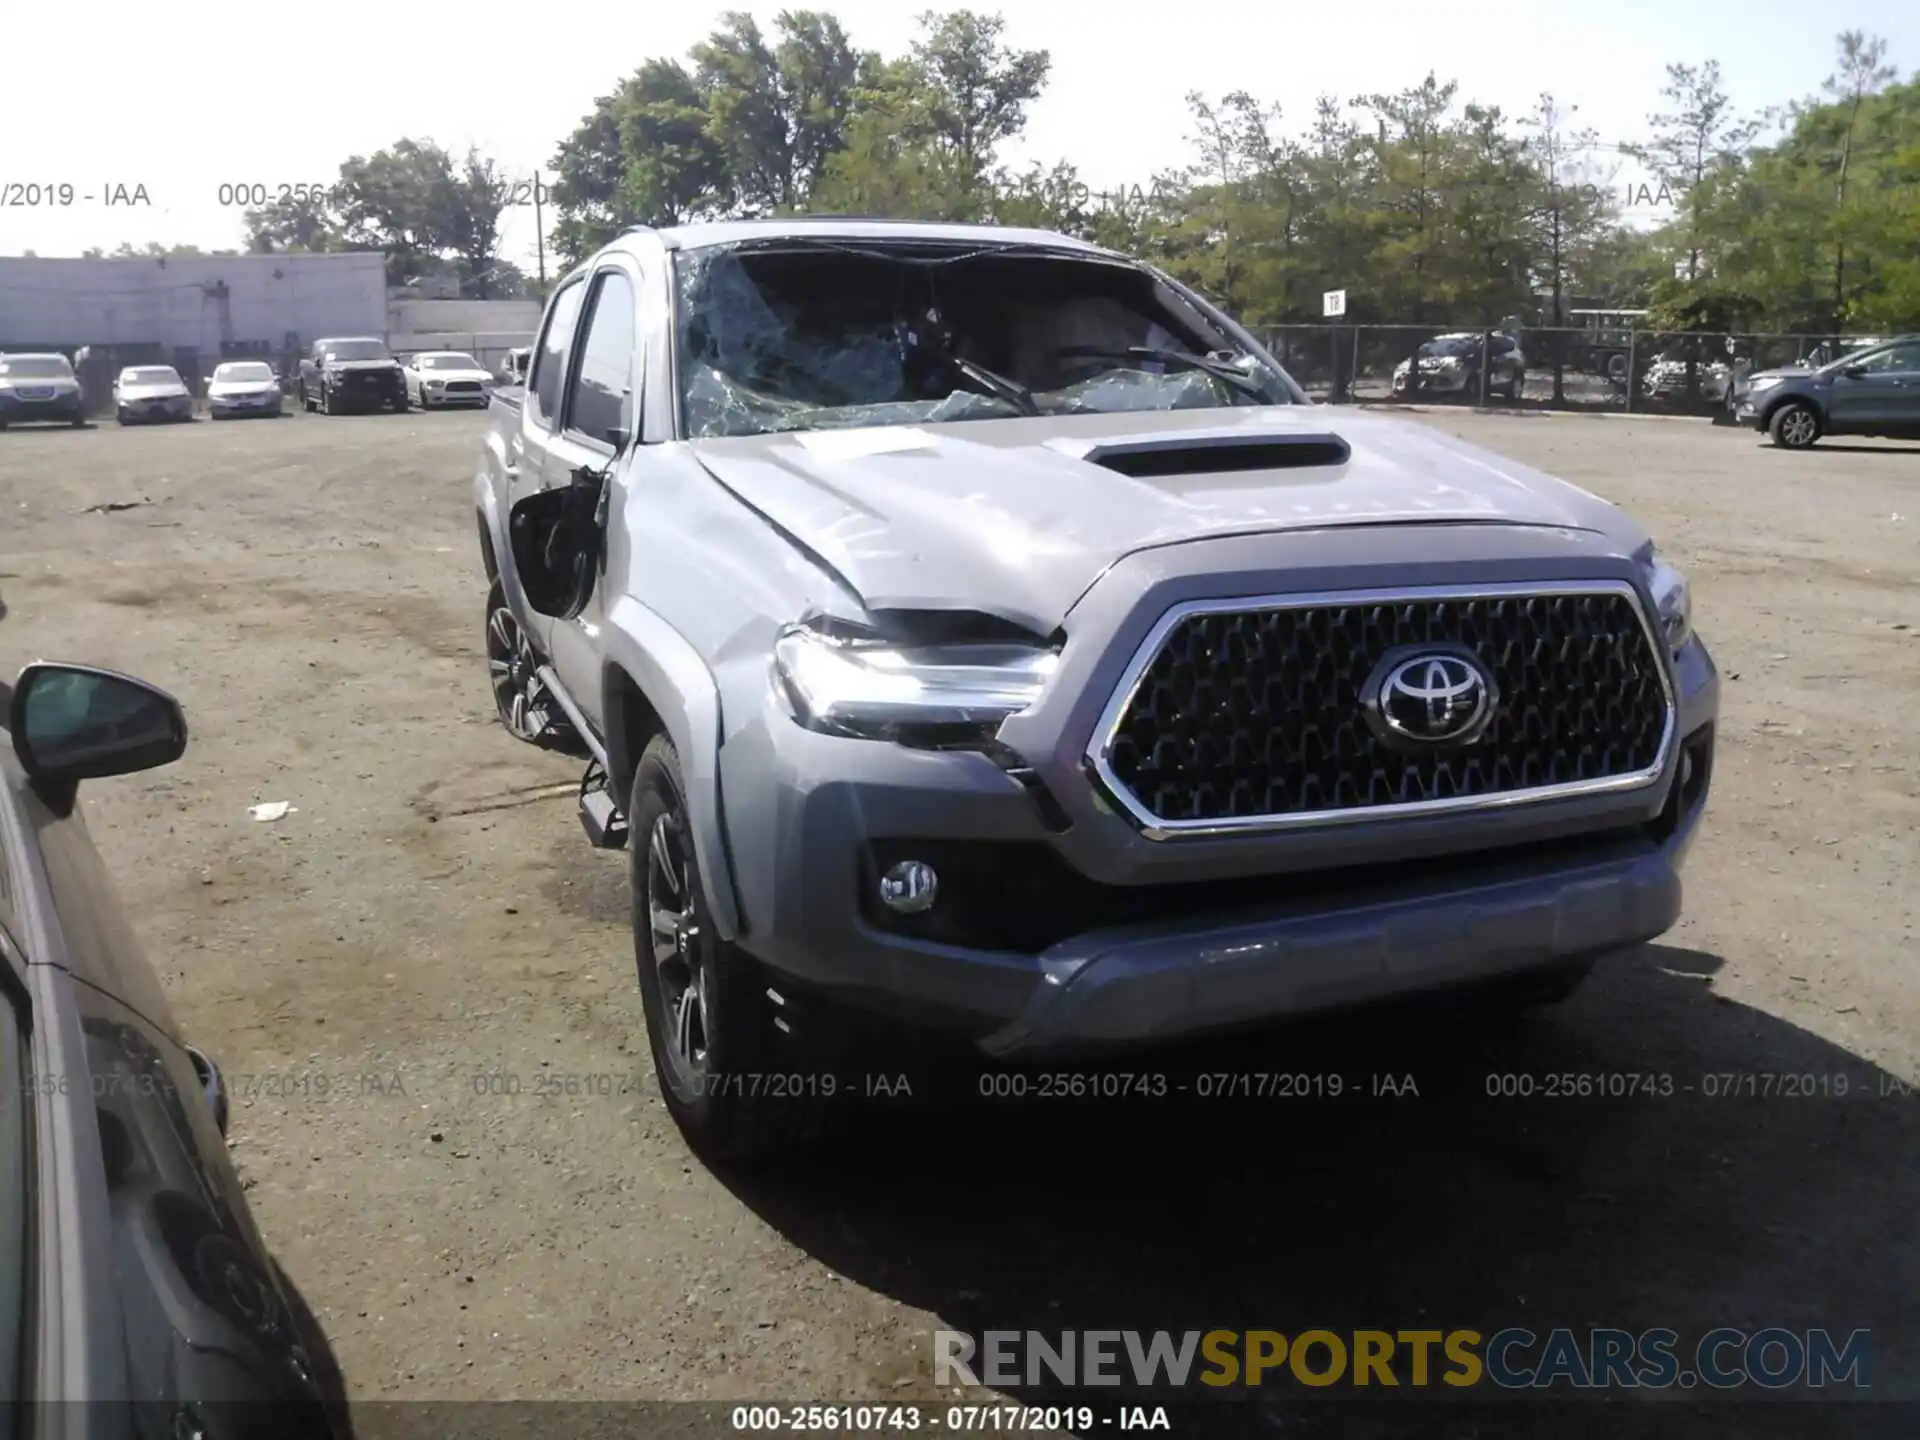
[1642,354,1731,402]
[206,360,284,420]
[113,365,195,425]
[403,351,494,410]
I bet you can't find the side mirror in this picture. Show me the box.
[507,466,608,620]
[8,663,188,786]
[1840,364,1868,379]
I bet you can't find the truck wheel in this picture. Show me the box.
[484,581,574,749]
[1768,401,1821,449]
[630,735,829,1160]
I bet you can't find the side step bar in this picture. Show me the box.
[534,664,630,850]
[579,760,629,850]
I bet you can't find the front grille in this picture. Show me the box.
[446,381,482,394]
[1094,584,1672,833]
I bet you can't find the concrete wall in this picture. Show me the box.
[0,253,388,353]
[387,298,544,337]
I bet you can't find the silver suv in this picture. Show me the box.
[475,219,1718,1158]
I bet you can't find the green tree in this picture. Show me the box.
[549,59,726,264]
[907,9,1050,208]
[691,10,870,214]
[1625,61,1762,286]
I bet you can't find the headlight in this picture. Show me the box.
[772,622,1057,741]
[1643,554,1692,654]
[1747,375,1783,394]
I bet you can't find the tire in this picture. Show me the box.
[1505,371,1523,402]
[483,581,577,750]
[1768,401,1821,449]
[301,383,315,413]
[68,411,85,428]
[630,734,830,1160]
[116,409,131,426]
[319,381,334,416]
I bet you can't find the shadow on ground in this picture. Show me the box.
[721,944,1916,1437]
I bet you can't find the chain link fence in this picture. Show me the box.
[1256,325,1889,418]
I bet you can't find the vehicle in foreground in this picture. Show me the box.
[1735,335,1920,448]
[403,350,494,409]
[114,365,195,424]
[298,337,408,415]
[0,656,347,1433]
[206,360,284,419]
[476,218,1718,1159]
[1391,331,1525,401]
[497,347,532,387]
[0,352,86,428]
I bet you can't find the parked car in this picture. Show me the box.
[497,347,532,386]
[297,338,408,415]
[0,352,86,429]
[476,218,1716,1160]
[113,365,195,425]
[1736,334,1920,448]
[0,654,348,1434]
[206,360,284,420]
[402,351,494,410]
[1391,332,1526,401]
[1792,335,1888,370]
[1641,351,1732,403]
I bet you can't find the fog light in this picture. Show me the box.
[1680,748,1694,791]
[878,860,938,914]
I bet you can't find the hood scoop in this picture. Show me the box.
[1067,430,1351,479]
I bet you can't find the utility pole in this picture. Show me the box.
[533,174,547,290]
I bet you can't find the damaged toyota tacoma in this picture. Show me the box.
[475,218,1718,1157]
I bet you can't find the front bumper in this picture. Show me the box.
[421,386,491,407]
[118,397,193,421]
[0,391,84,421]
[211,391,281,415]
[718,569,1720,1059]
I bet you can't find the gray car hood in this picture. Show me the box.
[686,407,1640,634]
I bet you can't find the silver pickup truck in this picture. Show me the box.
[475,218,1718,1159]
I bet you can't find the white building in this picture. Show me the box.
[0,252,388,357]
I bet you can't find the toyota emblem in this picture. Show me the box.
[1362,647,1498,748]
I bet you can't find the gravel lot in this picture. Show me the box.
[0,407,1914,1431]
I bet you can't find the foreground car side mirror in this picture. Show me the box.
[1839,364,1868,379]
[9,663,188,787]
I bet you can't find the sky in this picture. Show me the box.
[0,0,1913,275]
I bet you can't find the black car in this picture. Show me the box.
[0,658,349,1437]
[297,337,409,415]
[1735,334,1920,448]
[0,353,86,429]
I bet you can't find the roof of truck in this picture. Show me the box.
[641,216,1112,256]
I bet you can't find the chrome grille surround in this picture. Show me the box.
[1085,580,1678,840]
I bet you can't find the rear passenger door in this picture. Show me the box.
[541,258,643,736]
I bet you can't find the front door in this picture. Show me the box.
[1827,341,1920,429]
[537,260,643,739]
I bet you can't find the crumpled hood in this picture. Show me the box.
[686,406,1639,634]
[119,382,189,400]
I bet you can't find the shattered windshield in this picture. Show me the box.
[672,242,1292,439]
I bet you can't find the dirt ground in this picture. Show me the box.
[0,406,1914,1431]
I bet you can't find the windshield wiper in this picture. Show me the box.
[1058,345,1271,397]
[944,353,1040,416]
